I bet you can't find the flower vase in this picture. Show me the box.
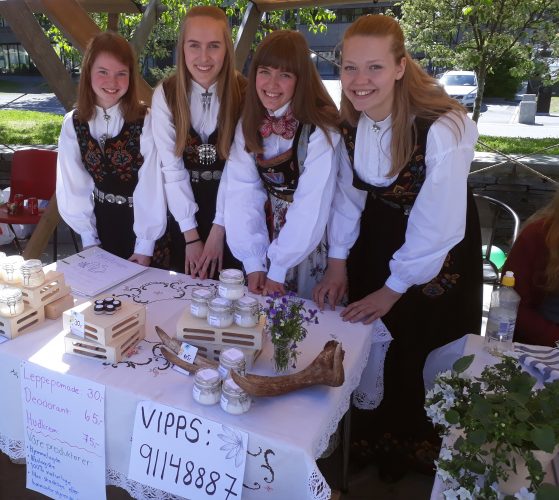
[273,342,292,374]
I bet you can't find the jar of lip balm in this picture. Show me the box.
[207,297,233,328]
[220,379,251,415]
[218,347,246,380]
[234,296,260,328]
[1,255,24,284]
[218,269,245,300]
[0,287,24,317]
[20,259,45,287]
[190,287,214,319]
[192,368,221,405]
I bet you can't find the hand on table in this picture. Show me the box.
[196,224,224,280]
[262,278,286,297]
[128,253,151,266]
[183,229,203,277]
[247,272,266,294]
[313,258,348,310]
[341,285,402,325]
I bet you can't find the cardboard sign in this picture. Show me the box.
[21,362,106,500]
[129,401,248,500]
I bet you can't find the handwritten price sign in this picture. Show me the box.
[129,401,248,500]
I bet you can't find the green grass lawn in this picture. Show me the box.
[0,110,63,144]
[0,80,22,92]
[477,136,559,155]
[551,96,559,114]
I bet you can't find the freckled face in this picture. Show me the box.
[341,35,406,121]
[183,16,227,89]
[255,66,297,112]
[90,52,130,109]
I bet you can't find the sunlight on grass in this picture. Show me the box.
[477,136,559,155]
[0,110,63,144]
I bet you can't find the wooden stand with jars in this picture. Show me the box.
[63,298,146,363]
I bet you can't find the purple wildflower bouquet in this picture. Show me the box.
[263,291,319,372]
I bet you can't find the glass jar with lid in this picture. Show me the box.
[21,259,45,287]
[192,368,221,405]
[207,297,233,328]
[234,296,260,328]
[218,347,246,380]
[0,287,24,317]
[1,255,24,284]
[218,269,245,300]
[220,378,251,415]
[190,287,215,319]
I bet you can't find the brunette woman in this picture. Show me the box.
[503,190,559,346]
[57,31,167,265]
[149,6,245,278]
[224,30,340,299]
[313,15,482,478]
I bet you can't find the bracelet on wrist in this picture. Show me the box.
[185,237,201,246]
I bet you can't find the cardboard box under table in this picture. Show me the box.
[176,309,264,368]
[63,300,146,363]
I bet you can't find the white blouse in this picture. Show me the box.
[328,112,479,294]
[224,102,341,284]
[150,80,225,232]
[56,104,165,256]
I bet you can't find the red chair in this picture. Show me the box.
[0,148,78,258]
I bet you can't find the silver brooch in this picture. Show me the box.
[197,144,217,165]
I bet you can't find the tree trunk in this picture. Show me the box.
[472,65,487,123]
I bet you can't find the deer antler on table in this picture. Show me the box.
[155,326,345,397]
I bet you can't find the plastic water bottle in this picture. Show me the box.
[485,271,521,354]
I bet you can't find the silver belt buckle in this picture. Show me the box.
[105,193,115,203]
[115,195,127,205]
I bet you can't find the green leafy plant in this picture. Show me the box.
[426,355,559,499]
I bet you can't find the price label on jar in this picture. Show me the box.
[70,310,85,338]
[129,401,248,500]
[172,342,199,376]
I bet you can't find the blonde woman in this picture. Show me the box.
[148,6,245,278]
[504,190,559,346]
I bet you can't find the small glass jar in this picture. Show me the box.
[1,255,24,284]
[220,379,251,415]
[207,297,233,328]
[218,347,246,380]
[218,269,245,300]
[234,296,260,328]
[20,259,45,287]
[0,287,24,317]
[192,368,221,405]
[190,287,215,319]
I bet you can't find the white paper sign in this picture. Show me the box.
[20,362,106,500]
[70,310,85,338]
[172,342,199,376]
[129,401,248,500]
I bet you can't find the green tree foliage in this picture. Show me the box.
[400,0,559,122]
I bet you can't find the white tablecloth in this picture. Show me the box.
[425,334,559,499]
[0,267,392,500]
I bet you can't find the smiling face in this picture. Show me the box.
[90,52,130,109]
[183,16,226,90]
[341,35,406,121]
[255,66,297,113]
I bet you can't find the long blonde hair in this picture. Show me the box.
[242,30,339,154]
[525,190,559,292]
[77,31,145,122]
[162,6,244,159]
[340,15,467,177]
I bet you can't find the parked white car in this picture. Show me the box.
[439,70,478,109]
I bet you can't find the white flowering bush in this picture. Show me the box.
[426,355,559,500]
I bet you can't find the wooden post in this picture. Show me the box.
[107,13,119,32]
[130,0,160,55]
[0,1,77,111]
[234,2,262,72]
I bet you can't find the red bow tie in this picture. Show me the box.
[259,111,298,140]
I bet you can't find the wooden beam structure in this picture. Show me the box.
[130,0,160,56]
[234,2,263,71]
[23,0,142,14]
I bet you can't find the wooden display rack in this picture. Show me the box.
[0,304,45,340]
[176,309,265,369]
[63,300,146,363]
[20,270,72,309]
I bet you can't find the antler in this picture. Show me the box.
[230,340,345,397]
[155,325,218,372]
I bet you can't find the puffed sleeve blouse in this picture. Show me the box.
[224,102,341,284]
[56,103,164,255]
[150,81,224,232]
[328,112,479,294]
